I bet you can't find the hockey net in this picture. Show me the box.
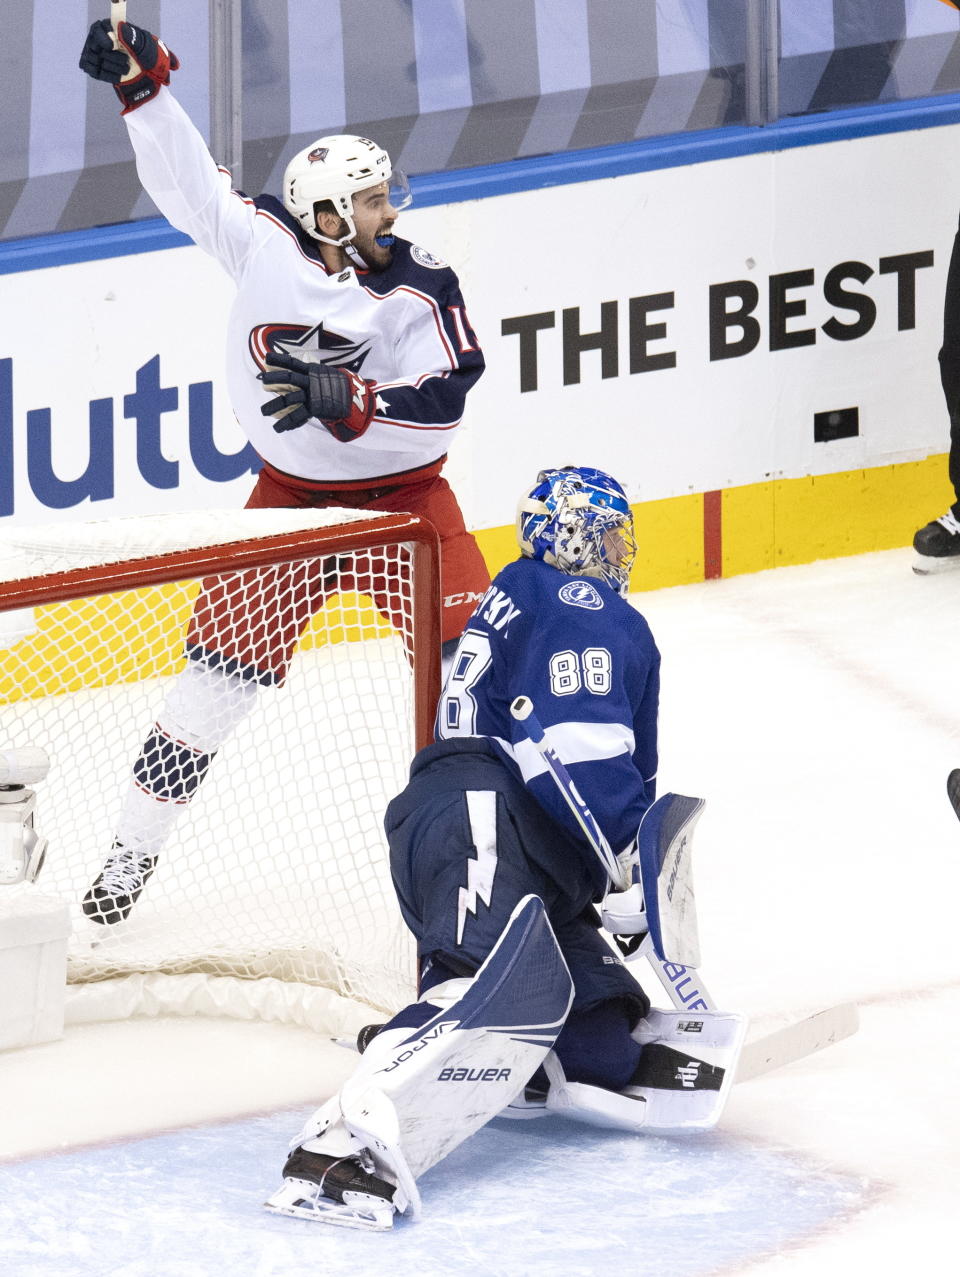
[0,508,440,1031]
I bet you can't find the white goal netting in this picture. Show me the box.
[0,508,440,1025]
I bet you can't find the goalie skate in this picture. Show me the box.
[265,1147,399,1231]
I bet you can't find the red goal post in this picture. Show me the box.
[0,508,441,1037]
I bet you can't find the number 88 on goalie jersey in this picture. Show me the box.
[437,556,661,883]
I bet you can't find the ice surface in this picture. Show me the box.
[1,546,958,1276]
[0,1112,870,1277]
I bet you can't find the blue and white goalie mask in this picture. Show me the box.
[516,466,637,595]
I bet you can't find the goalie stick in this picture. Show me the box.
[508,695,858,1080]
[510,695,714,1005]
[510,695,628,889]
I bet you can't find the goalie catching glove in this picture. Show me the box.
[79,20,179,114]
[259,353,377,441]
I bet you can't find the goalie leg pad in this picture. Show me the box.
[346,895,573,1178]
[269,895,573,1226]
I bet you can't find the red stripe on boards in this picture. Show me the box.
[703,489,723,580]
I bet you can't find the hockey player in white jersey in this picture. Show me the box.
[77,17,491,924]
[264,467,744,1230]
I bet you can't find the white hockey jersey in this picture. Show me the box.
[125,89,484,488]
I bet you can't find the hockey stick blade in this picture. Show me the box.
[947,769,960,822]
[735,1002,859,1082]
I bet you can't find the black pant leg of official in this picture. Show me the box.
[937,213,960,515]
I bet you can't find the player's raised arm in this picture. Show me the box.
[79,15,257,279]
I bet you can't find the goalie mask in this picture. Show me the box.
[517,466,637,595]
[282,134,412,246]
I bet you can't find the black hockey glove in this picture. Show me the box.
[259,353,377,442]
[79,20,179,115]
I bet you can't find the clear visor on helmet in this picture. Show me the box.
[387,170,413,212]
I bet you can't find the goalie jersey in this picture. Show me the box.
[436,557,660,890]
[124,89,484,489]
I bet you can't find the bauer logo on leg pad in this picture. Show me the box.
[437,1067,512,1082]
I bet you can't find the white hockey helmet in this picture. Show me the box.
[282,134,411,245]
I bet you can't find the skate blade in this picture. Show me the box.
[912,553,960,575]
[264,1178,395,1231]
[499,1092,549,1120]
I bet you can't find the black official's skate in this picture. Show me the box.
[913,511,960,573]
[81,841,158,925]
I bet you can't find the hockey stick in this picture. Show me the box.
[948,769,960,822]
[110,1,138,85]
[735,1003,859,1082]
[509,695,712,1007]
[509,695,858,1079]
[510,696,628,890]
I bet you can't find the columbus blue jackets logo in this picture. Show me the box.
[411,244,448,269]
[558,580,603,610]
[307,147,329,163]
[248,322,372,374]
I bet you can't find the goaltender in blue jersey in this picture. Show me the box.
[434,525,659,900]
[265,467,745,1232]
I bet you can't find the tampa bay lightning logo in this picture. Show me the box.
[248,322,372,374]
[558,580,603,610]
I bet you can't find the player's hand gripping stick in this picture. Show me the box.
[78,5,179,114]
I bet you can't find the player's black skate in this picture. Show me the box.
[265,1146,398,1230]
[81,840,158,925]
[356,1023,385,1052]
[913,510,960,573]
[948,769,960,823]
[282,1148,396,1204]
